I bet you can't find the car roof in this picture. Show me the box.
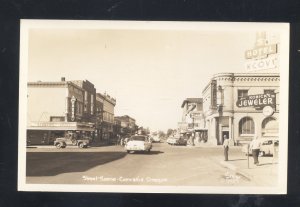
[259,138,279,142]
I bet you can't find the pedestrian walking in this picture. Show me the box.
[223,135,229,161]
[250,136,261,165]
[116,134,121,146]
[124,137,129,145]
[120,137,124,146]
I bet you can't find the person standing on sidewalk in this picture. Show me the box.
[250,136,261,165]
[223,135,229,161]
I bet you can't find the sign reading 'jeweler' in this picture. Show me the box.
[236,93,276,108]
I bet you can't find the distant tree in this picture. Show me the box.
[158,131,166,138]
[152,132,158,136]
[166,129,174,137]
[146,127,150,135]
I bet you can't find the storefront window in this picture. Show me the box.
[239,117,255,135]
[50,116,65,122]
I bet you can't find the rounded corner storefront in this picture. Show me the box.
[233,112,279,144]
[203,73,279,146]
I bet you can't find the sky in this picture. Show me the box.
[27,22,281,132]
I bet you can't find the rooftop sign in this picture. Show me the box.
[244,32,279,72]
[245,44,277,59]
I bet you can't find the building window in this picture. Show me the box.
[50,116,65,122]
[262,117,278,137]
[264,89,275,94]
[238,90,248,99]
[239,117,255,135]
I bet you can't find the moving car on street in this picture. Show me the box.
[152,135,161,143]
[242,138,279,156]
[125,135,152,153]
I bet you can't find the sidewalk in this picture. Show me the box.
[27,140,116,148]
[218,154,278,186]
[193,142,242,149]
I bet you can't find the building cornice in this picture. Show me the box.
[28,81,85,91]
[212,72,280,82]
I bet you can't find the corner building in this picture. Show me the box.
[202,73,279,145]
[27,78,96,145]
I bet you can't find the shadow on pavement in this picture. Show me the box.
[128,151,164,155]
[228,158,247,161]
[26,151,127,176]
[258,162,277,166]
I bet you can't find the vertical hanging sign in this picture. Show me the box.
[71,96,76,121]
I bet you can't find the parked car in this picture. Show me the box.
[166,135,187,146]
[54,133,90,149]
[152,135,161,143]
[259,139,279,156]
[242,138,279,156]
[125,135,152,153]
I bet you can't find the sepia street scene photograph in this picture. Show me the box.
[18,20,289,194]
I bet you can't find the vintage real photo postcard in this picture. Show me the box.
[18,20,289,194]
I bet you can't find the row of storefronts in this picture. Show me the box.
[27,78,137,145]
[178,31,280,145]
[179,72,279,146]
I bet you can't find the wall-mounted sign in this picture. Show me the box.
[211,80,217,108]
[30,122,77,127]
[236,93,276,108]
[71,96,76,121]
[190,112,203,119]
[263,106,274,117]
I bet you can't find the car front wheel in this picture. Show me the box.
[55,142,63,149]
[78,142,85,148]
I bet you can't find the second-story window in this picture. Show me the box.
[264,89,275,94]
[238,90,248,100]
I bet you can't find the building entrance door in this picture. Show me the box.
[221,131,229,144]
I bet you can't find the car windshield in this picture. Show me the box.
[130,136,146,141]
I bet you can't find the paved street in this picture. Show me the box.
[26,142,276,186]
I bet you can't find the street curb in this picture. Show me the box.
[219,161,253,181]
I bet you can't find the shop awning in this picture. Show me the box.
[27,121,95,131]
[194,127,208,131]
